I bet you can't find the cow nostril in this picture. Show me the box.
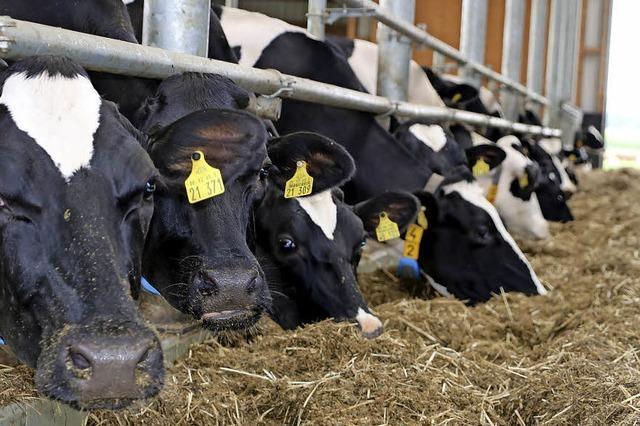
[246,275,259,293]
[69,350,91,371]
[563,191,573,200]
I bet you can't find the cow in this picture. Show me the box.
[133,73,271,330]
[257,132,419,337]
[0,56,163,409]
[216,7,547,303]
[325,36,551,240]
[448,126,550,239]
[0,0,157,120]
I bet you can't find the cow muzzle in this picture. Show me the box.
[35,320,164,410]
[189,267,268,331]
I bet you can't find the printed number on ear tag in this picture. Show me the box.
[486,183,498,204]
[519,173,529,189]
[185,151,225,204]
[284,161,314,199]
[375,212,400,242]
[402,224,424,260]
[417,207,429,230]
[472,158,491,177]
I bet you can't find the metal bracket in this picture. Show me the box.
[317,7,377,25]
[0,17,16,54]
[246,94,282,121]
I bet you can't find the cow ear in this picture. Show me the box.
[354,192,419,238]
[465,144,506,170]
[584,126,604,149]
[268,132,355,194]
[148,109,268,180]
[445,83,478,106]
[0,59,7,72]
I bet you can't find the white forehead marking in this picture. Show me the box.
[0,72,100,181]
[220,6,312,67]
[443,180,547,295]
[356,307,383,335]
[295,190,338,241]
[409,124,447,152]
[539,137,562,155]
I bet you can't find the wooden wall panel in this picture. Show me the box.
[412,0,463,67]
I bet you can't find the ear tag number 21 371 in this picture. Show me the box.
[185,151,225,204]
[285,161,314,199]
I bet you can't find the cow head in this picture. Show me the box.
[256,132,418,338]
[143,108,270,331]
[0,56,163,409]
[416,168,548,304]
[522,138,575,222]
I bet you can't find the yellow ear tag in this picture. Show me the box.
[451,92,463,104]
[519,173,529,189]
[402,223,424,260]
[486,183,498,204]
[472,158,491,177]
[417,208,429,230]
[569,154,577,162]
[184,151,225,204]
[375,212,400,242]
[284,161,314,199]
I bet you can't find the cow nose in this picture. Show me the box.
[191,268,268,331]
[563,190,573,200]
[64,337,163,405]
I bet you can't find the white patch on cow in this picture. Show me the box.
[349,39,445,106]
[471,131,492,146]
[0,72,101,181]
[122,0,135,4]
[426,275,452,297]
[356,307,382,336]
[220,6,312,67]
[443,180,548,295]
[551,153,577,194]
[295,190,337,240]
[409,124,447,152]
[539,137,562,155]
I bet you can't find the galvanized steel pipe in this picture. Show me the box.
[0,17,561,137]
[376,0,414,102]
[143,0,211,57]
[459,0,488,87]
[307,0,327,40]
[500,0,526,121]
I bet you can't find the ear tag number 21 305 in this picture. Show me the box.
[285,161,314,199]
[185,151,225,204]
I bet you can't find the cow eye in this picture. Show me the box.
[557,194,564,202]
[359,239,366,249]
[259,167,269,180]
[0,196,5,209]
[278,238,297,253]
[143,181,156,200]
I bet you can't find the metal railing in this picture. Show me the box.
[340,0,550,106]
[0,16,560,137]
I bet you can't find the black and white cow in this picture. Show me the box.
[133,73,271,331]
[0,56,163,409]
[216,7,547,303]
[258,132,419,337]
[0,0,157,120]
[325,36,550,240]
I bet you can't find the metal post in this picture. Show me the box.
[545,0,582,148]
[307,0,327,41]
[501,0,526,121]
[459,0,488,87]
[143,0,211,57]
[527,0,548,98]
[376,0,415,102]
[225,0,239,7]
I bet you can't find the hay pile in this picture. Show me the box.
[2,169,640,424]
